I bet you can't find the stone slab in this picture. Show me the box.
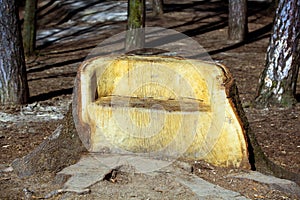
[175,174,249,200]
[57,154,249,199]
[228,171,300,197]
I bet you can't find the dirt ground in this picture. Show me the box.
[0,0,300,199]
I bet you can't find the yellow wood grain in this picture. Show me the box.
[76,55,250,168]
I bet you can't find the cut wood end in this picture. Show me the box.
[95,96,210,112]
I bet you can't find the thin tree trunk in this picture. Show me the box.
[0,0,29,105]
[152,0,163,16]
[23,0,38,57]
[255,0,300,107]
[228,0,248,42]
[125,0,145,51]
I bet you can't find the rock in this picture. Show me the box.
[57,154,119,193]
[164,166,249,200]
[174,160,193,173]
[175,175,249,200]
[228,171,300,197]
[56,153,249,199]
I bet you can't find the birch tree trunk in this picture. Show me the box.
[0,0,29,105]
[255,0,300,107]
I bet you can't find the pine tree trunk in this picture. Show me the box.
[0,0,29,105]
[228,0,248,42]
[255,0,300,107]
[152,0,163,16]
[125,0,145,51]
[22,0,37,57]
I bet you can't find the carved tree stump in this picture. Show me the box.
[73,55,250,169]
[11,55,300,186]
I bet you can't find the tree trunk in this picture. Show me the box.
[255,0,300,107]
[125,0,145,51]
[22,0,38,57]
[152,0,163,16]
[0,0,29,105]
[228,0,248,42]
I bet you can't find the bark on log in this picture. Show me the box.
[247,127,300,185]
[11,104,86,177]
